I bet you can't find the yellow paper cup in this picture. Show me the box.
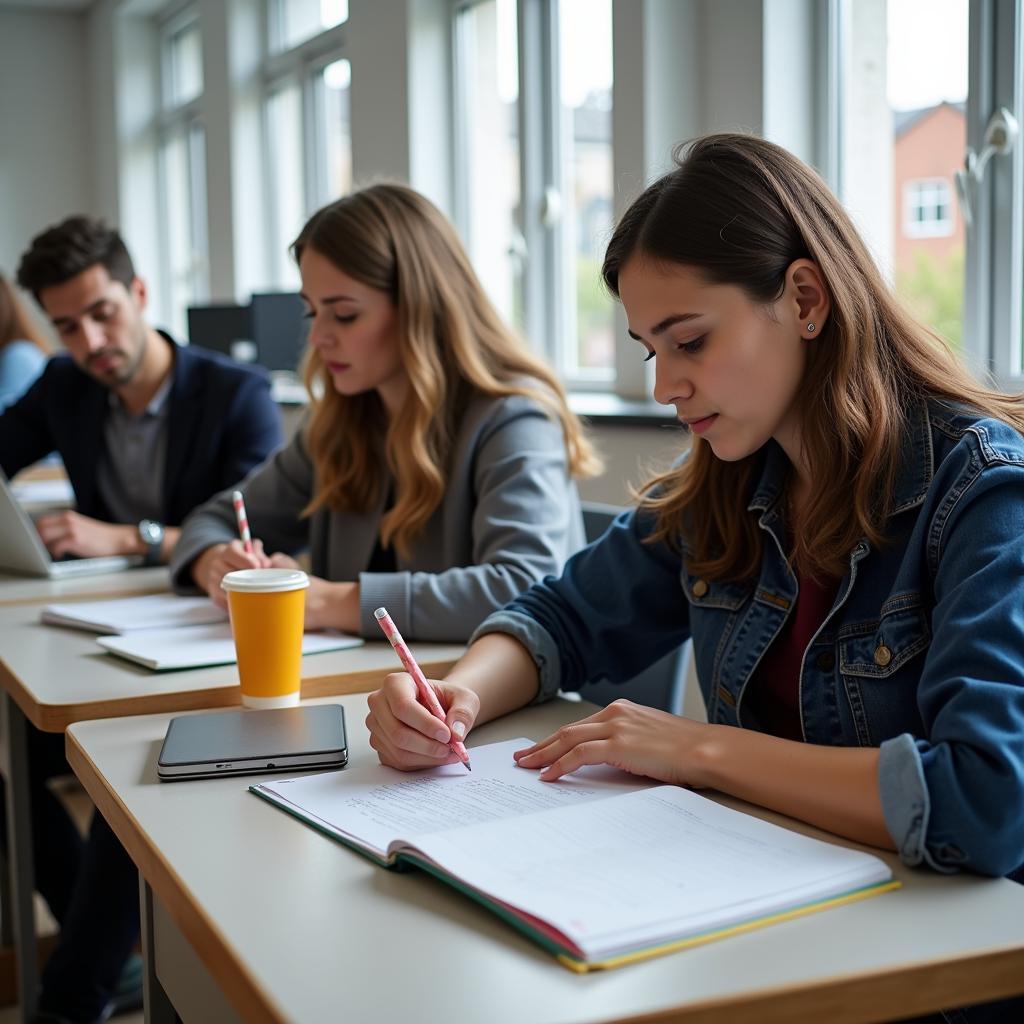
[221,568,309,709]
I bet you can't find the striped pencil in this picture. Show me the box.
[231,490,254,555]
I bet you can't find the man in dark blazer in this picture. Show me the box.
[0,217,283,1024]
[1,215,282,565]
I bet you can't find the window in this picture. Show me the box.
[269,0,349,54]
[158,9,209,335]
[557,0,614,379]
[904,178,955,237]
[262,6,351,288]
[265,81,305,289]
[454,0,614,388]
[837,0,968,350]
[454,0,522,328]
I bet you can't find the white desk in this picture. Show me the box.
[67,694,1024,1024]
[0,596,463,1020]
[0,566,169,607]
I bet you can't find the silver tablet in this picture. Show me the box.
[157,704,348,781]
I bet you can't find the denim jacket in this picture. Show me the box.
[474,401,1024,877]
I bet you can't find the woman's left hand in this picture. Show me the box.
[267,553,360,633]
[514,699,718,787]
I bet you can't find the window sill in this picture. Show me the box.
[568,392,679,427]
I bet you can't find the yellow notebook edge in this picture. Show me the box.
[556,879,903,974]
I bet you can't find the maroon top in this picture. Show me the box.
[744,569,840,741]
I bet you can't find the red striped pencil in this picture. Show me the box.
[374,606,472,771]
[231,490,254,555]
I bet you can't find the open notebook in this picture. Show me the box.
[251,738,897,972]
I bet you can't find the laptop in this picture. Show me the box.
[157,704,348,781]
[0,471,140,578]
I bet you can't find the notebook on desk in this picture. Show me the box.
[97,622,363,671]
[251,738,898,972]
[41,593,227,633]
[0,471,140,578]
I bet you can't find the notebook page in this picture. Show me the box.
[411,785,892,960]
[254,738,653,859]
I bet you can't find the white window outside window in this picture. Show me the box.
[904,178,955,237]
[836,0,968,351]
[262,4,351,288]
[453,0,615,389]
[268,0,349,55]
[158,8,209,337]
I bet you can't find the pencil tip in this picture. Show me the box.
[464,761,472,772]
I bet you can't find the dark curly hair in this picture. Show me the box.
[16,216,136,302]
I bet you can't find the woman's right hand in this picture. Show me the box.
[191,539,271,608]
[366,672,481,771]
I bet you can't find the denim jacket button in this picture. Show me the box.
[692,579,709,598]
[816,651,835,672]
[873,644,893,667]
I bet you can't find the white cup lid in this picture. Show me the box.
[220,568,310,593]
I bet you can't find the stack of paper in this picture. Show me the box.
[41,592,363,671]
[98,624,362,671]
[41,593,227,633]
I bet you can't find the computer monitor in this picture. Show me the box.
[186,304,254,362]
[249,292,309,373]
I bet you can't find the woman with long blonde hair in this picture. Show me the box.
[173,183,598,640]
[366,136,1024,1019]
[0,272,49,410]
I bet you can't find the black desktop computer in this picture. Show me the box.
[249,292,309,374]
[186,304,255,362]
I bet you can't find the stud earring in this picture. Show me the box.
[806,323,816,334]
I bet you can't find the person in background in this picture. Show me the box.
[0,216,284,1024]
[0,272,48,411]
[173,183,599,642]
[365,134,1024,1024]
[1,215,283,566]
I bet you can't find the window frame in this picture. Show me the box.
[452,0,615,393]
[156,4,209,334]
[260,12,348,288]
[962,0,1023,387]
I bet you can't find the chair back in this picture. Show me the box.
[576,502,690,714]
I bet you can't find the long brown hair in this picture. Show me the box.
[603,133,1024,581]
[0,274,50,352]
[293,183,600,555]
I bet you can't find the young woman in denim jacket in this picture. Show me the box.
[366,134,1024,1020]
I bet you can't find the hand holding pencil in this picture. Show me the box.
[372,606,473,771]
[190,489,272,605]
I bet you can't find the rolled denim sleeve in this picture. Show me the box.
[470,609,563,704]
[900,438,1024,876]
[878,733,957,872]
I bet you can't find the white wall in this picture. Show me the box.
[0,8,96,279]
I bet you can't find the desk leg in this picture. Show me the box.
[1,695,37,1021]
[140,877,177,1024]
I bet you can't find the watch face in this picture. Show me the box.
[140,520,164,544]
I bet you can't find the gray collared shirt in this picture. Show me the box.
[95,371,173,524]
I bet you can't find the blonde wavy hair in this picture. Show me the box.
[0,274,50,352]
[602,133,1024,582]
[293,183,600,556]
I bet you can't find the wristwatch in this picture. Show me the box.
[138,519,165,565]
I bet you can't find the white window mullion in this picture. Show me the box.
[963,0,1023,386]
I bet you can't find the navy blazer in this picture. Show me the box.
[0,335,284,526]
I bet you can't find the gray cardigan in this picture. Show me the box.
[170,392,584,642]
